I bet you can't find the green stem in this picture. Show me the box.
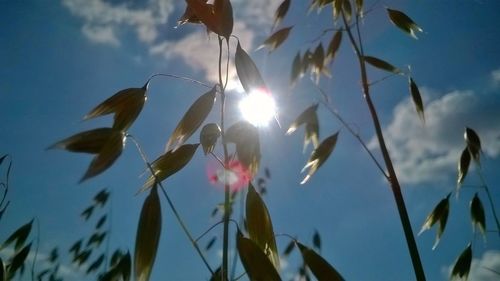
[477,168,500,235]
[341,12,426,281]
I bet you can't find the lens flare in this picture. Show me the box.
[238,88,277,127]
[207,159,251,192]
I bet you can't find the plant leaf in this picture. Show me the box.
[134,187,161,281]
[141,143,199,192]
[457,147,471,186]
[185,0,233,39]
[418,193,450,250]
[260,26,293,52]
[87,232,107,248]
[470,193,486,237]
[273,0,291,30]
[409,78,425,123]
[291,52,303,86]
[451,243,472,280]
[312,230,321,251]
[81,206,94,221]
[94,189,110,207]
[342,0,352,23]
[235,42,267,95]
[74,249,92,265]
[282,239,295,256]
[246,183,280,270]
[7,243,32,277]
[326,31,342,63]
[363,56,401,74]
[287,104,319,151]
[355,0,364,15]
[48,128,116,154]
[166,86,216,151]
[69,239,82,256]
[236,232,282,281]
[297,242,344,281]
[226,121,261,176]
[84,84,147,131]
[96,215,107,229]
[1,219,33,251]
[464,127,481,163]
[205,237,216,251]
[387,8,423,39]
[200,123,221,155]
[301,132,340,184]
[311,43,327,84]
[86,254,105,274]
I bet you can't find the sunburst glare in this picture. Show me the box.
[238,88,277,127]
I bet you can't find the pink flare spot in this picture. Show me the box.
[206,159,251,192]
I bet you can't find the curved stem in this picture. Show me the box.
[477,168,500,235]
[341,11,426,281]
[147,73,212,89]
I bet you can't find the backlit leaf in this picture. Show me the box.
[134,187,161,281]
[311,43,328,84]
[409,78,425,123]
[457,147,470,186]
[185,0,233,39]
[1,219,33,251]
[200,123,221,155]
[470,193,486,237]
[84,84,147,131]
[363,56,401,74]
[48,128,116,154]
[418,193,450,250]
[333,0,344,19]
[235,42,267,95]
[246,183,280,270]
[342,0,352,23]
[236,232,281,281]
[272,0,291,30]
[287,104,319,151]
[326,31,342,63]
[387,8,423,39]
[291,52,303,86]
[141,144,199,191]
[464,127,481,163]
[297,242,344,281]
[451,243,472,280]
[166,87,216,151]
[301,132,340,184]
[355,0,364,16]
[7,243,32,277]
[312,230,321,251]
[260,26,293,52]
[226,121,261,176]
[302,50,313,74]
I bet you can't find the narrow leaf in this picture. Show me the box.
[301,132,340,184]
[84,84,147,131]
[387,8,423,39]
[470,193,486,237]
[312,230,321,251]
[166,87,216,151]
[96,215,107,229]
[282,240,295,256]
[311,43,327,84]
[286,104,319,151]
[94,189,110,207]
[326,31,342,62]
[200,123,221,155]
[141,143,199,191]
[86,254,105,274]
[81,206,94,221]
[87,232,107,248]
[363,56,401,74]
[235,42,267,94]
[418,193,450,250]
[236,233,281,281]
[273,0,291,30]
[69,240,82,256]
[134,187,162,281]
[291,52,303,85]
[297,242,344,281]
[205,237,216,251]
[246,183,280,270]
[409,78,425,123]
[226,121,261,176]
[457,147,471,186]
[451,243,472,280]
[260,26,293,52]
[7,243,32,277]
[342,0,352,23]
[464,127,481,163]
[48,128,116,154]
[1,219,33,251]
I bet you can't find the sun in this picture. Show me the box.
[238,88,277,127]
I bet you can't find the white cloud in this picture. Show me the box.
[371,74,500,185]
[82,24,120,46]
[492,68,500,85]
[443,250,500,281]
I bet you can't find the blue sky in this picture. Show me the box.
[1,0,500,280]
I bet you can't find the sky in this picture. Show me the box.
[1,0,500,280]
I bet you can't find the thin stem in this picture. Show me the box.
[127,135,214,275]
[195,220,224,242]
[341,11,426,281]
[147,73,212,89]
[477,168,500,235]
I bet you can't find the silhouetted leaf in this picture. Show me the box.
[96,215,107,230]
[200,123,221,155]
[81,129,126,182]
[418,193,450,250]
[457,147,471,186]
[226,121,261,176]
[87,232,107,248]
[235,42,267,95]
[48,128,116,154]
[264,168,271,179]
[69,240,82,256]
[287,104,319,151]
[409,78,425,122]
[464,127,481,163]
[0,155,7,166]
[1,219,33,251]
[311,43,329,84]
[282,240,295,256]
[205,237,216,251]
[38,269,50,281]
[297,242,344,281]
[273,0,291,30]
[49,248,58,263]
[166,87,216,151]
[451,243,472,280]
[134,187,161,281]
[100,251,131,281]
[326,31,342,63]
[387,8,423,39]
[470,193,486,237]
[237,232,281,281]
[84,84,148,131]
[87,254,105,274]
[81,206,94,221]
[260,26,293,52]
[177,0,207,26]
[141,144,199,191]
[312,230,321,251]
[363,56,401,74]
[94,189,110,207]
[74,250,92,265]
[301,132,340,184]
[7,243,32,277]
[291,52,303,85]
[246,183,280,270]
[185,0,233,39]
